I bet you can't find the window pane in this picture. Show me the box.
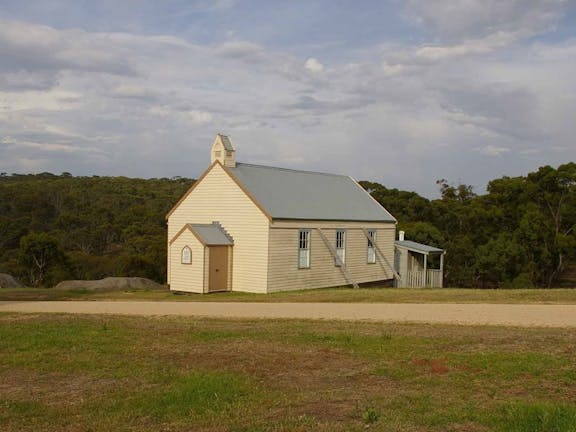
[181,246,192,264]
[335,230,345,266]
[336,248,345,266]
[299,230,309,249]
[298,230,310,268]
[299,249,309,268]
[367,230,376,263]
[336,230,344,248]
[367,248,375,264]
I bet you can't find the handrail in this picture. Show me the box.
[398,269,443,288]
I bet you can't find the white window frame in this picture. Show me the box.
[367,230,376,264]
[181,246,192,265]
[335,229,346,266]
[298,229,311,269]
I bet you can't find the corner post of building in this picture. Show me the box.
[440,252,445,288]
[440,252,444,274]
[423,253,428,287]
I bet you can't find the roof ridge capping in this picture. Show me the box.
[349,175,397,222]
[234,162,348,178]
[227,162,396,222]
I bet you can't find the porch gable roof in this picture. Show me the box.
[189,223,234,246]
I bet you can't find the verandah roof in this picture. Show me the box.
[395,240,444,255]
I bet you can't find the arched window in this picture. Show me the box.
[181,246,192,264]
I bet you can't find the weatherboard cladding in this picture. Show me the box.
[395,240,443,254]
[227,163,396,222]
[188,223,234,245]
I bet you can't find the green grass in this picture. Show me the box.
[500,402,576,432]
[1,314,576,431]
[2,286,576,303]
[89,370,255,427]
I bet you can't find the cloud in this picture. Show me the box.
[109,85,158,101]
[414,31,516,61]
[2,137,91,154]
[0,18,138,76]
[379,24,553,72]
[0,70,57,91]
[478,145,511,156]
[0,88,84,112]
[0,6,575,197]
[404,0,567,41]
[304,57,324,73]
[381,63,405,77]
[284,94,374,116]
[214,40,264,61]
[187,110,213,125]
[148,105,213,125]
[437,80,543,141]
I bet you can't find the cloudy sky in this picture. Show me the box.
[0,0,575,197]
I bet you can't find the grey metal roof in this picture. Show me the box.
[395,240,443,254]
[188,223,233,245]
[228,163,396,222]
[218,134,234,151]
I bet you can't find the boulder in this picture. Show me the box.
[0,273,23,288]
[53,277,165,291]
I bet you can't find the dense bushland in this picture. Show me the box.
[360,162,576,288]
[0,172,193,286]
[0,162,574,287]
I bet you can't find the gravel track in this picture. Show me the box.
[1,301,576,327]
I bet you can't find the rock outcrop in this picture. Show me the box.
[54,277,164,291]
[0,273,23,288]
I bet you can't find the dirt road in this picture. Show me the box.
[1,301,576,327]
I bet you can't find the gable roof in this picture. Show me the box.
[395,240,443,254]
[226,163,396,222]
[189,223,233,245]
[218,134,234,151]
[170,222,234,245]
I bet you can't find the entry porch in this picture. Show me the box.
[394,238,445,288]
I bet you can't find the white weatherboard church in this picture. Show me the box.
[166,134,443,293]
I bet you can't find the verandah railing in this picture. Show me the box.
[400,269,443,288]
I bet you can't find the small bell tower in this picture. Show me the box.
[210,134,236,168]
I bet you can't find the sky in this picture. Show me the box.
[0,0,575,197]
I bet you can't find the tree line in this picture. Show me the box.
[0,172,193,287]
[0,163,574,288]
[360,162,575,287]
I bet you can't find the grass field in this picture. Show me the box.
[1,286,576,304]
[1,313,575,431]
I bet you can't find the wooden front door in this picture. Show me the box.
[208,246,229,292]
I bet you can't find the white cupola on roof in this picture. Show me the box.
[210,133,236,168]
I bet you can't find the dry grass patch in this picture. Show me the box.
[0,370,122,406]
[3,286,576,304]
